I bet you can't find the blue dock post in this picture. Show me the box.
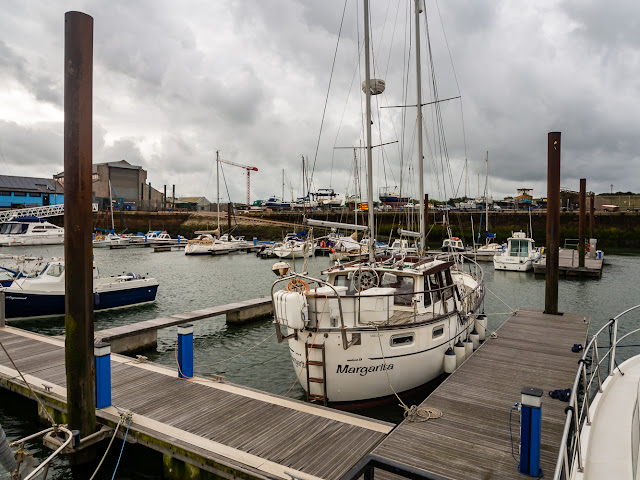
[519,386,543,477]
[177,324,194,378]
[94,342,112,409]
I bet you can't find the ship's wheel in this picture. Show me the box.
[352,269,379,292]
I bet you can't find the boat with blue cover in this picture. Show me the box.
[2,260,158,319]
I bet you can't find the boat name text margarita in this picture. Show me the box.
[336,363,394,376]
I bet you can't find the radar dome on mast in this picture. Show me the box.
[361,79,385,95]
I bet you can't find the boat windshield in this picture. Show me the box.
[0,223,28,235]
[380,275,414,306]
[45,264,65,277]
[510,239,530,257]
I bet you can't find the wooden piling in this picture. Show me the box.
[545,132,561,315]
[589,192,595,239]
[63,10,96,458]
[579,178,586,268]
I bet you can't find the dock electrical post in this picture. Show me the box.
[64,10,96,463]
[519,387,543,477]
[177,325,194,378]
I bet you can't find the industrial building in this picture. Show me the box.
[0,175,64,209]
[54,160,164,211]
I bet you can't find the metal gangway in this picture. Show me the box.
[0,203,98,222]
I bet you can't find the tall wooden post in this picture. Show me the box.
[172,185,176,209]
[64,10,96,459]
[148,181,151,210]
[545,132,561,315]
[578,179,586,267]
[589,192,595,239]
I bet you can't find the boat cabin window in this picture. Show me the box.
[380,274,414,306]
[510,239,530,257]
[46,264,65,277]
[427,272,443,304]
[432,325,444,339]
[0,223,28,235]
[390,333,414,346]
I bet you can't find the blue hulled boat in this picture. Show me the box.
[2,260,158,319]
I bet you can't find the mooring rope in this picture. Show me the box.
[195,332,276,369]
[484,285,518,315]
[369,324,443,422]
[89,410,132,480]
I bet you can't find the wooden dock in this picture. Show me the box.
[533,248,603,278]
[0,326,393,480]
[369,308,590,480]
[94,297,273,353]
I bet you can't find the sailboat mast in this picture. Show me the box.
[282,169,284,202]
[216,150,220,230]
[414,0,426,254]
[485,151,489,233]
[363,0,375,262]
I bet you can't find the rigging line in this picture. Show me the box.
[310,0,349,181]
[434,0,469,163]
[195,332,276,369]
[203,153,216,203]
[331,40,365,183]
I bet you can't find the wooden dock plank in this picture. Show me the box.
[0,326,392,480]
[371,308,589,480]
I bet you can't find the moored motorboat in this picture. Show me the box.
[93,232,130,248]
[441,236,465,253]
[2,260,158,319]
[493,231,541,271]
[0,217,64,246]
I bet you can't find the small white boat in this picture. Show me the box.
[492,231,541,272]
[0,217,64,246]
[93,232,130,248]
[441,237,465,253]
[2,259,158,319]
[554,305,640,480]
[273,239,315,259]
[387,239,419,256]
[185,234,218,255]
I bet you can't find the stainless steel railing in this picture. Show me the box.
[553,304,640,480]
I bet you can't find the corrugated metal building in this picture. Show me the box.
[0,175,64,209]
[54,159,164,211]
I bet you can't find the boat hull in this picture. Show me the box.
[288,313,477,404]
[493,256,535,271]
[4,283,158,319]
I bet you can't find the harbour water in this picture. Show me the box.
[1,244,638,479]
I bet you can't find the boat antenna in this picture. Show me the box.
[363,0,376,263]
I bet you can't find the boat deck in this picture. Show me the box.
[370,308,590,480]
[0,326,393,480]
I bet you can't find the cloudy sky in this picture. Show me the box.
[0,0,638,205]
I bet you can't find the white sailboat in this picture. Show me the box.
[270,0,484,405]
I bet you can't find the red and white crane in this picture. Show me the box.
[216,151,258,206]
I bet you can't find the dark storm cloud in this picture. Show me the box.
[0,0,638,201]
